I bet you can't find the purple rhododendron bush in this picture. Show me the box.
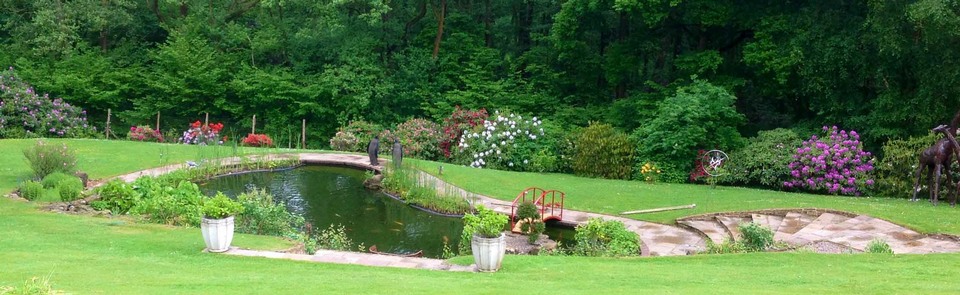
[784,126,875,195]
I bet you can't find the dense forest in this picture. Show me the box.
[1,0,959,145]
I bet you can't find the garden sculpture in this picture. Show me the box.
[931,124,960,206]
[912,109,960,205]
[368,135,380,166]
[392,139,403,168]
[702,150,728,177]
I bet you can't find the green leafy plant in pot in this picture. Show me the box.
[201,192,243,252]
[463,205,508,272]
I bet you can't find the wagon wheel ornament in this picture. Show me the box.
[701,150,729,177]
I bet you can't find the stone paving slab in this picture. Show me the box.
[751,214,783,233]
[773,212,816,241]
[678,220,729,244]
[784,213,850,245]
[224,248,474,271]
[715,216,750,242]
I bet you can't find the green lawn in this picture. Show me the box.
[3,139,960,294]
[416,160,960,235]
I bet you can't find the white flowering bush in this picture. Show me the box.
[454,111,548,172]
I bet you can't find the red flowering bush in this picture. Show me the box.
[393,118,443,160]
[242,133,274,147]
[329,131,358,151]
[128,125,163,142]
[440,106,488,158]
[179,121,224,145]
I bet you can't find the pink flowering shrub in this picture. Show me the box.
[393,118,443,160]
[128,125,164,142]
[784,126,875,195]
[0,67,96,138]
[440,106,488,158]
[179,121,224,145]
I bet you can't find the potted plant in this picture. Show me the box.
[463,205,509,272]
[201,192,243,252]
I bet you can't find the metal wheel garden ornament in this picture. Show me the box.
[701,150,729,177]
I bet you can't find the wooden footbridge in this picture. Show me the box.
[509,187,566,232]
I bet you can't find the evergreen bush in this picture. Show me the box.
[572,122,635,179]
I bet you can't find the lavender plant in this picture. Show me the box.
[784,126,875,195]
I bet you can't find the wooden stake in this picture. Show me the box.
[105,108,112,138]
[155,111,160,131]
[252,115,256,134]
[301,119,306,149]
[620,204,696,215]
[204,112,209,127]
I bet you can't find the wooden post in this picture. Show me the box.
[620,204,696,215]
[155,111,160,132]
[252,115,256,134]
[301,119,306,149]
[105,108,112,139]
[204,112,209,127]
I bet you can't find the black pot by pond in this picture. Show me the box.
[200,165,576,258]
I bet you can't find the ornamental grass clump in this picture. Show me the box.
[784,126,875,195]
[455,111,548,172]
[23,140,77,179]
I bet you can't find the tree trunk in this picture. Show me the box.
[484,0,492,47]
[150,0,165,23]
[432,0,446,59]
[99,0,109,52]
[402,0,427,45]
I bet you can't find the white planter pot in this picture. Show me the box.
[471,233,506,272]
[201,216,235,253]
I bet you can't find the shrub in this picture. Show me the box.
[632,80,746,182]
[866,238,893,254]
[314,224,357,251]
[530,149,559,173]
[130,180,204,226]
[874,133,939,198]
[0,67,97,138]
[572,123,635,179]
[454,111,550,172]
[516,201,545,244]
[784,126,876,195]
[179,121,224,145]
[704,239,746,254]
[329,131,358,151]
[236,189,304,237]
[202,192,243,219]
[639,162,662,183]
[18,180,43,201]
[56,177,84,201]
[41,172,74,189]
[93,179,139,214]
[721,128,803,188]
[128,125,163,142]
[241,133,274,147]
[376,129,398,154]
[738,222,774,251]
[338,120,383,152]
[393,118,444,160]
[23,141,77,179]
[440,106,488,158]
[572,218,640,257]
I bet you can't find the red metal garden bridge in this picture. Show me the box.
[509,187,566,232]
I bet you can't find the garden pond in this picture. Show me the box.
[200,165,574,258]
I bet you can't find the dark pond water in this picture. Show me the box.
[200,165,464,258]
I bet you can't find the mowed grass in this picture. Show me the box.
[417,160,960,235]
[2,139,960,293]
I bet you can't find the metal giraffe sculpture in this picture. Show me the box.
[933,124,960,206]
[912,109,960,205]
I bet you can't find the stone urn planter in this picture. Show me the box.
[201,216,235,252]
[471,233,506,272]
[201,193,243,252]
[463,205,509,272]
